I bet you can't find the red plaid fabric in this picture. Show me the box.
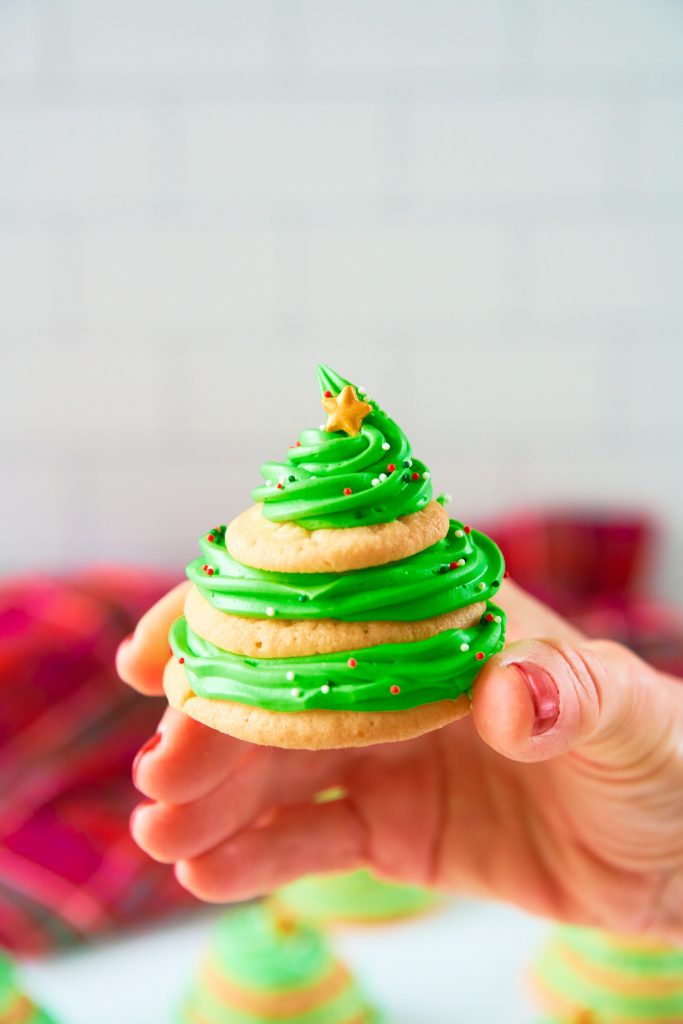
[0,568,194,956]
[488,508,683,677]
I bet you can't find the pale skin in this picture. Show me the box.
[117,580,683,942]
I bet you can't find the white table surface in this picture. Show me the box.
[23,899,546,1023]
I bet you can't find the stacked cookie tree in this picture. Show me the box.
[531,925,683,1023]
[166,365,506,749]
[177,901,378,1024]
[0,953,58,1024]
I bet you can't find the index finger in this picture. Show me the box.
[116,581,190,695]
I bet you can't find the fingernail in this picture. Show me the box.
[511,662,560,735]
[132,731,162,782]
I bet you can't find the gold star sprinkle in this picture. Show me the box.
[321,385,372,437]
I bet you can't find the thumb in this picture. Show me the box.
[471,636,678,766]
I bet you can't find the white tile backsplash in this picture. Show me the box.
[1,0,682,603]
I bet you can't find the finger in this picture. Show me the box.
[175,800,366,903]
[472,636,680,767]
[498,580,585,644]
[116,581,190,695]
[132,706,253,803]
[131,746,277,863]
[131,747,348,863]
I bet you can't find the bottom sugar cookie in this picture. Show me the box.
[177,900,380,1023]
[164,655,469,749]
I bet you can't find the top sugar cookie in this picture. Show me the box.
[226,499,449,573]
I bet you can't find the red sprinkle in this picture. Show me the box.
[323,390,332,398]
[343,487,352,496]
[201,564,208,572]
[390,685,401,695]
[207,533,215,542]
[504,570,510,579]
[348,658,357,668]
[387,463,396,472]
[206,567,215,576]
[178,657,185,664]
[277,482,283,489]
[411,471,420,481]
[449,561,458,570]
[464,525,471,534]
[485,613,494,622]
[475,652,485,661]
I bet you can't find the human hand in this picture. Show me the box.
[117,580,683,941]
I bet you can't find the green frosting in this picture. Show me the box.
[170,606,505,713]
[190,521,504,622]
[251,365,432,529]
[276,869,439,923]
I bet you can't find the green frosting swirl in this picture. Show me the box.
[169,606,505,713]
[189,520,504,622]
[251,365,432,529]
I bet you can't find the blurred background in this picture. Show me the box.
[1,2,682,1022]
[1,0,682,595]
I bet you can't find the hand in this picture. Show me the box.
[117,580,683,941]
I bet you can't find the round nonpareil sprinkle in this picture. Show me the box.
[266,607,275,617]
[286,671,295,681]
[460,642,470,652]
[320,684,330,694]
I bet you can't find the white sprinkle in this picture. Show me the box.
[371,478,380,486]
[358,386,366,394]
[457,558,466,567]
[320,684,330,694]
[381,442,390,451]
[319,424,326,431]
[379,473,387,482]
[266,606,275,616]
[460,642,470,652]
[477,582,486,591]
[286,671,295,682]
[291,688,301,698]
[442,493,452,504]
[423,471,431,480]
[494,615,502,624]
[454,528,464,538]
